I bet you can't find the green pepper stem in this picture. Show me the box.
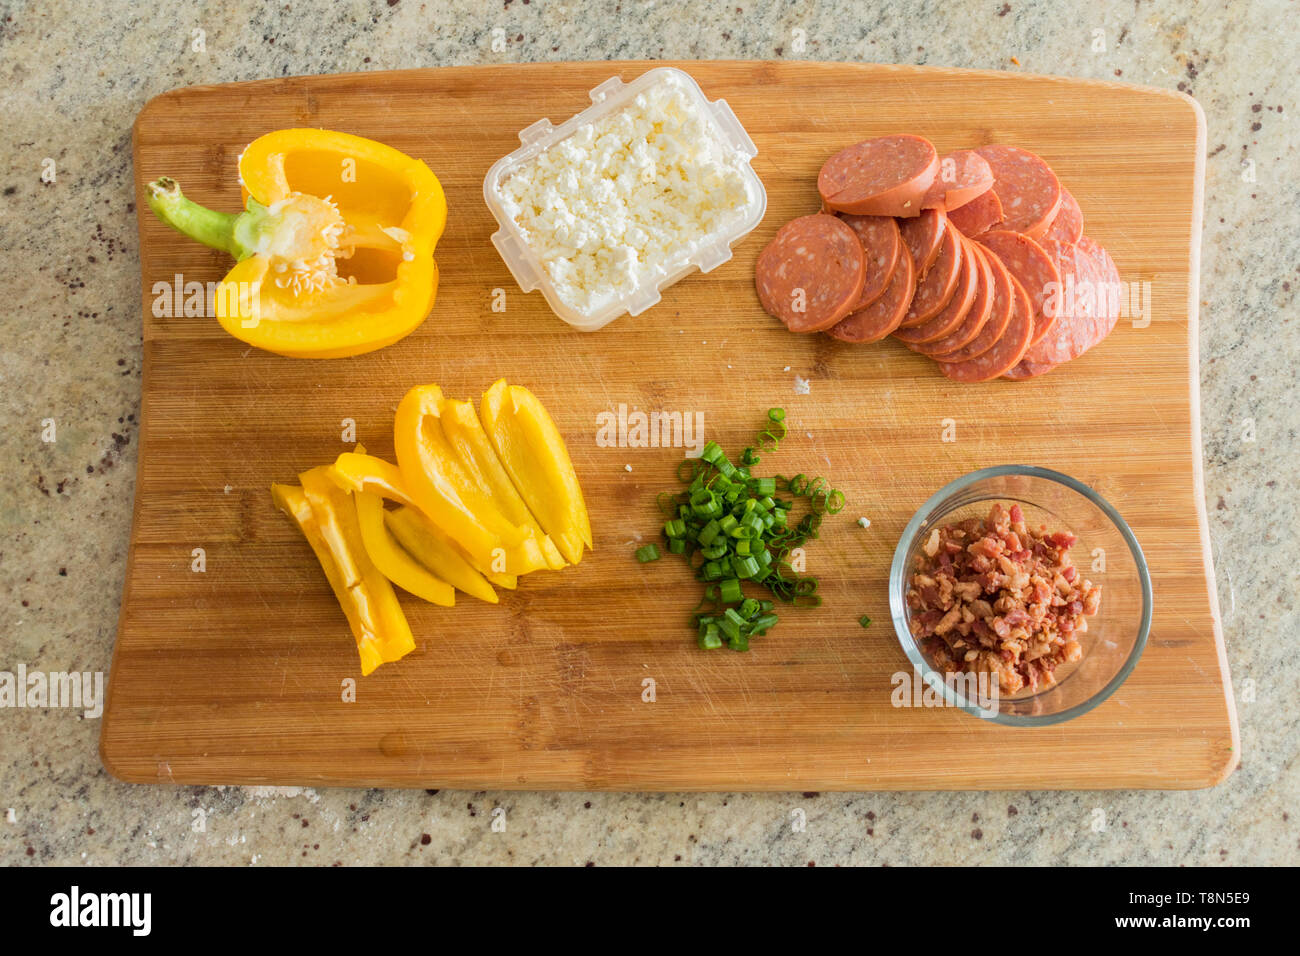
[146,177,252,260]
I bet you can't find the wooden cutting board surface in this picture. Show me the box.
[101,61,1237,790]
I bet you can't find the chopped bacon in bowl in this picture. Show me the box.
[905,502,1101,696]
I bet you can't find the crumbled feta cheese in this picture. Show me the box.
[497,73,753,316]
[857,517,871,529]
[793,375,811,395]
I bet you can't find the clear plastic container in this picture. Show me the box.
[482,67,767,332]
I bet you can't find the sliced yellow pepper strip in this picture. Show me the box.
[330,451,419,508]
[354,490,455,607]
[393,385,550,576]
[480,380,593,565]
[439,397,567,571]
[384,506,501,605]
[329,449,515,592]
[275,469,415,675]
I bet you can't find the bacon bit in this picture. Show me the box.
[905,503,1100,695]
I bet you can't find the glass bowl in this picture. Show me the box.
[889,465,1152,726]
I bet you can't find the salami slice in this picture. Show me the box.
[974,144,1062,239]
[1017,235,1119,367]
[755,215,866,333]
[839,214,901,313]
[937,274,1034,382]
[826,245,916,344]
[898,208,947,279]
[932,244,1015,363]
[922,149,994,211]
[947,188,1003,238]
[893,235,980,345]
[1003,358,1056,380]
[899,224,963,327]
[818,135,939,218]
[1043,187,1084,244]
[909,239,996,355]
[976,230,1060,344]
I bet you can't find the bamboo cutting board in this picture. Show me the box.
[101,62,1237,790]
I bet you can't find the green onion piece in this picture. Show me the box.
[858,615,872,628]
[727,633,750,652]
[718,578,744,604]
[698,625,723,650]
[668,537,687,555]
[636,544,661,563]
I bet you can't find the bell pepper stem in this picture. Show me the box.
[146,177,249,260]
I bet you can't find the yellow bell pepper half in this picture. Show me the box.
[393,385,553,577]
[480,380,593,566]
[273,468,415,675]
[145,128,446,358]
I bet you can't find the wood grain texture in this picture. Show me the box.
[101,61,1237,790]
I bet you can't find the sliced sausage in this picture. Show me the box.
[921,149,994,211]
[1044,187,1084,244]
[893,234,980,345]
[899,224,963,327]
[947,187,1004,238]
[755,215,866,333]
[1003,357,1056,380]
[1017,235,1119,367]
[974,144,1062,239]
[936,274,1035,382]
[976,230,1061,345]
[826,245,915,344]
[932,244,1015,363]
[818,135,939,218]
[898,208,947,279]
[839,214,901,312]
[908,239,996,355]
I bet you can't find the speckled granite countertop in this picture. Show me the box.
[1,0,1295,866]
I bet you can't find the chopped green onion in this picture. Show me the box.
[636,544,661,563]
[858,615,872,628]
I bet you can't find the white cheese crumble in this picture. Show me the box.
[497,74,753,316]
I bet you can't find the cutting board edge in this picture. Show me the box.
[130,59,1209,136]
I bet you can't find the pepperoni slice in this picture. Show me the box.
[755,215,866,333]
[974,144,1062,239]
[826,245,916,344]
[909,240,996,355]
[932,245,1015,363]
[947,188,1004,238]
[1017,235,1120,367]
[893,235,980,345]
[921,149,994,211]
[976,230,1060,344]
[899,225,963,327]
[936,274,1034,382]
[839,214,901,312]
[898,208,947,279]
[818,135,939,218]
[1043,187,1084,244]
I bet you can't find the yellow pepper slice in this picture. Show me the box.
[384,506,501,605]
[146,128,446,358]
[354,490,455,607]
[275,468,415,675]
[329,449,516,592]
[438,397,567,571]
[480,380,593,565]
[393,385,551,576]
